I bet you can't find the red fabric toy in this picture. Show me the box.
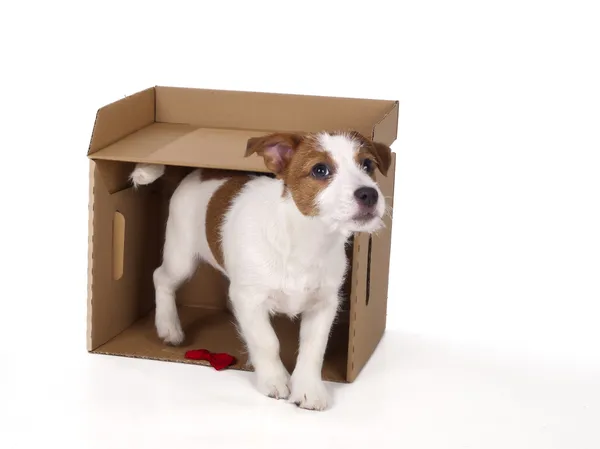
[184,349,236,371]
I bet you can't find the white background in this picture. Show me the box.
[1,1,599,448]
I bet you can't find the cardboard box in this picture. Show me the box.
[86,86,399,383]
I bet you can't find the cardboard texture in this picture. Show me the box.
[87,86,399,383]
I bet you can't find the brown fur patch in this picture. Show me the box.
[156,167,256,199]
[354,149,379,181]
[281,136,336,216]
[343,130,392,176]
[202,168,251,181]
[205,173,253,269]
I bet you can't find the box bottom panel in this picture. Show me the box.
[92,306,349,383]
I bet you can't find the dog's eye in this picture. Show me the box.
[361,159,375,174]
[311,163,331,179]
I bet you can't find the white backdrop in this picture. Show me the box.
[1,1,599,448]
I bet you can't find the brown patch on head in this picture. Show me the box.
[245,132,336,216]
[245,130,392,217]
[283,135,336,216]
[345,131,392,177]
[206,174,252,269]
[354,147,379,181]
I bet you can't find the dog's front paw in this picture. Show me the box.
[256,366,290,400]
[155,314,185,346]
[289,374,330,411]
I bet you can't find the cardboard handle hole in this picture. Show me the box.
[365,235,373,305]
[112,211,125,280]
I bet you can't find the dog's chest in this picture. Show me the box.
[268,264,325,316]
[265,245,341,317]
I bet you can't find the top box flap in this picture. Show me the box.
[154,86,396,136]
[90,123,272,173]
[87,86,399,193]
[88,88,155,155]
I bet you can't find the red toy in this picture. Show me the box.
[184,349,236,371]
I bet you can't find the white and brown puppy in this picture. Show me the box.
[130,130,392,410]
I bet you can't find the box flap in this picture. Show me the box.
[90,123,272,173]
[88,87,155,155]
[155,86,395,136]
[87,86,399,193]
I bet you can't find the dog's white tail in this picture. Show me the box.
[129,163,166,188]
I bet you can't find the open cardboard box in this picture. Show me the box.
[86,86,399,383]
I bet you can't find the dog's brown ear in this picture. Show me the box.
[370,141,392,176]
[349,131,392,176]
[245,133,304,175]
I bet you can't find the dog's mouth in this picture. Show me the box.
[351,211,377,223]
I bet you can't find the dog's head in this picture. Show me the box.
[245,131,392,234]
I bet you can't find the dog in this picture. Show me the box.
[129,130,392,410]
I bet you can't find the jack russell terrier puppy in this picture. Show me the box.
[130,130,392,410]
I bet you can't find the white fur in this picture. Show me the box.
[316,133,386,235]
[130,163,165,187]
[132,134,386,411]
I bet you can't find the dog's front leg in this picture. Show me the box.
[290,292,339,411]
[230,285,290,400]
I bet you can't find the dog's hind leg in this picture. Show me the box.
[153,220,199,346]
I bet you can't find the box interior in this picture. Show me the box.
[89,165,353,381]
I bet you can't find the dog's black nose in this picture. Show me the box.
[354,187,378,207]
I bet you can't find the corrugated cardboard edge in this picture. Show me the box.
[87,160,96,351]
